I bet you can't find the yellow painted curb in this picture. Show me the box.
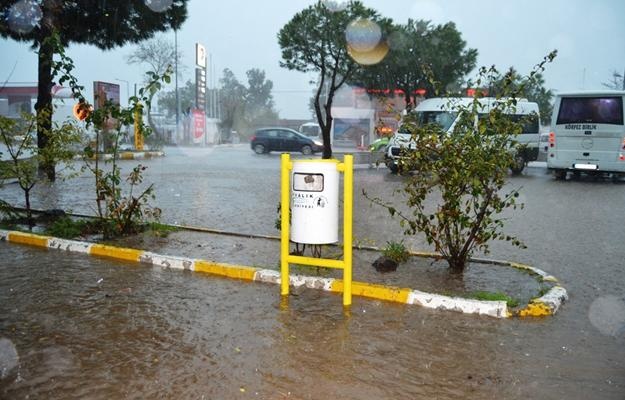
[331,280,412,303]
[90,243,143,263]
[7,231,50,248]
[119,152,134,160]
[518,301,552,317]
[0,229,567,318]
[194,260,258,281]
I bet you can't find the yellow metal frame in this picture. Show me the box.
[280,153,353,306]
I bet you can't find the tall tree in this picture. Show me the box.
[244,68,278,129]
[602,69,625,91]
[351,20,477,109]
[157,79,195,118]
[278,1,391,158]
[126,34,183,139]
[218,68,247,140]
[0,0,188,180]
[484,67,554,125]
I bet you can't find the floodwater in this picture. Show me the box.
[1,146,625,398]
[0,242,619,400]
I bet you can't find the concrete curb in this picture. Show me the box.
[0,229,566,319]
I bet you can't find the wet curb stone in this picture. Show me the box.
[73,151,165,161]
[0,229,567,319]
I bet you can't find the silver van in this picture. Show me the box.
[547,91,625,179]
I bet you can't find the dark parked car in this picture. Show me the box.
[250,128,324,155]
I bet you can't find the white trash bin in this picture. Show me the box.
[290,160,339,244]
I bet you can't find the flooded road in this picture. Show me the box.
[1,243,622,400]
[1,145,625,398]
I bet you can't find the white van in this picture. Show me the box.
[385,97,540,174]
[547,91,625,180]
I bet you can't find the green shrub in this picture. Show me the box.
[382,240,410,264]
[45,217,88,239]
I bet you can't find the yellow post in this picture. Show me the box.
[343,155,354,307]
[134,103,144,151]
[280,153,291,296]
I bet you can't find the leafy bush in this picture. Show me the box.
[382,240,409,264]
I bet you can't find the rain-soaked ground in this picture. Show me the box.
[1,145,624,398]
[0,243,621,400]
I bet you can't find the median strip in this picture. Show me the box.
[0,229,566,318]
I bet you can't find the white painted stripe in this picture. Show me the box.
[0,229,8,241]
[140,251,195,271]
[537,286,568,314]
[289,274,335,291]
[409,290,508,318]
[47,237,93,254]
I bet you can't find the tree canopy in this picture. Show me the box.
[0,0,188,180]
[350,19,478,109]
[483,67,554,125]
[278,0,391,158]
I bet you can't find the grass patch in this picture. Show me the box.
[467,291,520,308]
[147,222,179,237]
[382,240,410,264]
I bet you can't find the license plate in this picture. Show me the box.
[574,163,598,170]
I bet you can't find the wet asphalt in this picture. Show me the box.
[0,144,624,399]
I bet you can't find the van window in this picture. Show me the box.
[410,111,456,131]
[556,96,624,125]
[477,113,538,135]
[508,114,539,134]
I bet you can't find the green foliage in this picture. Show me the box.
[351,19,478,109]
[218,68,279,140]
[44,217,88,239]
[364,52,556,273]
[382,240,410,264]
[278,1,391,158]
[158,80,196,118]
[481,67,554,125]
[1,1,188,180]
[53,38,169,238]
[0,111,82,223]
[468,291,519,308]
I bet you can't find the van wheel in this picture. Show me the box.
[301,145,313,155]
[510,155,525,175]
[554,169,567,180]
[388,163,399,174]
[253,144,266,154]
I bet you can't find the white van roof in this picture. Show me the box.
[415,97,537,114]
[555,90,625,97]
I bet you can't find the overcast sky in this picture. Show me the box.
[1,0,624,120]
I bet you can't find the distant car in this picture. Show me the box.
[369,137,389,152]
[250,127,324,155]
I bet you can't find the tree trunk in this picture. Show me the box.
[35,38,55,181]
[447,254,467,274]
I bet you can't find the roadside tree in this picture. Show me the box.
[53,38,169,238]
[278,1,391,158]
[602,69,625,90]
[364,52,556,274]
[483,67,554,125]
[350,20,477,110]
[0,0,188,181]
[0,111,81,225]
[126,34,184,142]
